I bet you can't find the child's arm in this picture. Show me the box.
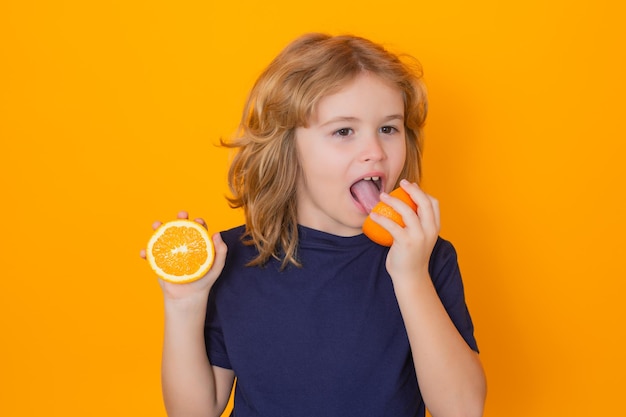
[142,213,235,417]
[374,180,486,417]
[392,270,485,417]
[161,284,235,417]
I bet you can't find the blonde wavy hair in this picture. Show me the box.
[223,33,428,269]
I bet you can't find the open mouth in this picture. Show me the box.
[350,176,383,213]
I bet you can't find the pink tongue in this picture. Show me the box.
[351,180,380,213]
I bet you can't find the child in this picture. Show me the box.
[145,33,486,417]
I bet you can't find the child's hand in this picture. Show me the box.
[371,180,440,282]
[140,211,228,302]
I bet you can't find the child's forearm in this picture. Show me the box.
[393,275,486,417]
[161,298,232,417]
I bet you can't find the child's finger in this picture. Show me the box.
[207,232,228,277]
[194,217,207,228]
[428,195,441,232]
[379,191,419,226]
[400,181,436,222]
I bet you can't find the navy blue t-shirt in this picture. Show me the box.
[205,225,478,417]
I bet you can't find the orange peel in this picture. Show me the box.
[362,187,417,246]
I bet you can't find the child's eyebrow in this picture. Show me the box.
[319,114,404,127]
[382,114,405,122]
[319,116,359,127]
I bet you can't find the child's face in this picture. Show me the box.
[295,73,407,236]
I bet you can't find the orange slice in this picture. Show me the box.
[362,187,418,246]
[146,219,215,283]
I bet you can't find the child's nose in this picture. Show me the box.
[360,134,385,162]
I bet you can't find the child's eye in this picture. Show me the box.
[380,126,399,134]
[333,128,353,137]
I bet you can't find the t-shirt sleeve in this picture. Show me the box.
[429,237,479,353]
[204,286,233,369]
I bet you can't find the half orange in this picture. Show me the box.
[146,219,215,283]
[362,187,418,246]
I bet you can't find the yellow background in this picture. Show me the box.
[1,0,624,416]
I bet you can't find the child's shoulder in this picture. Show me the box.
[429,236,461,278]
[219,225,251,253]
[433,236,457,257]
[220,224,247,242]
